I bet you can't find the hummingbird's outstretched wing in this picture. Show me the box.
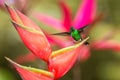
[78,25,89,33]
[52,32,70,36]
[78,13,104,34]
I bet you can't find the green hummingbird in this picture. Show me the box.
[51,13,104,45]
[52,25,89,45]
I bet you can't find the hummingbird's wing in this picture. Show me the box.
[78,13,104,34]
[78,25,89,33]
[52,32,70,36]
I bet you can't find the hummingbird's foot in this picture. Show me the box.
[84,41,89,45]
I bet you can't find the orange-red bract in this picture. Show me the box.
[49,46,82,78]
[48,38,89,79]
[6,57,54,80]
[5,4,52,61]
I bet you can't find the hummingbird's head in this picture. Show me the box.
[70,27,75,32]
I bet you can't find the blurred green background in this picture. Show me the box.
[0,0,120,80]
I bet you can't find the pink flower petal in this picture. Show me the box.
[33,12,65,31]
[6,4,52,61]
[78,45,91,62]
[45,33,69,47]
[0,0,4,6]
[59,1,72,31]
[73,0,96,29]
[15,53,37,64]
[93,40,120,52]
[6,58,54,80]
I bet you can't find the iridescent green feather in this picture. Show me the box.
[70,27,81,41]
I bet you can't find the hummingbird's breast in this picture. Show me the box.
[71,29,81,41]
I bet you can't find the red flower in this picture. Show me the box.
[5,3,89,80]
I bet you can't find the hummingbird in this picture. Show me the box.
[52,25,89,45]
[52,13,104,45]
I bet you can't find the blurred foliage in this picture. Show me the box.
[0,0,120,80]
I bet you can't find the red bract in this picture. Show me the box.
[5,4,52,61]
[5,4,89,80]
[6,57,54,80]
[48,38,89,78]
[49,47,81,78]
